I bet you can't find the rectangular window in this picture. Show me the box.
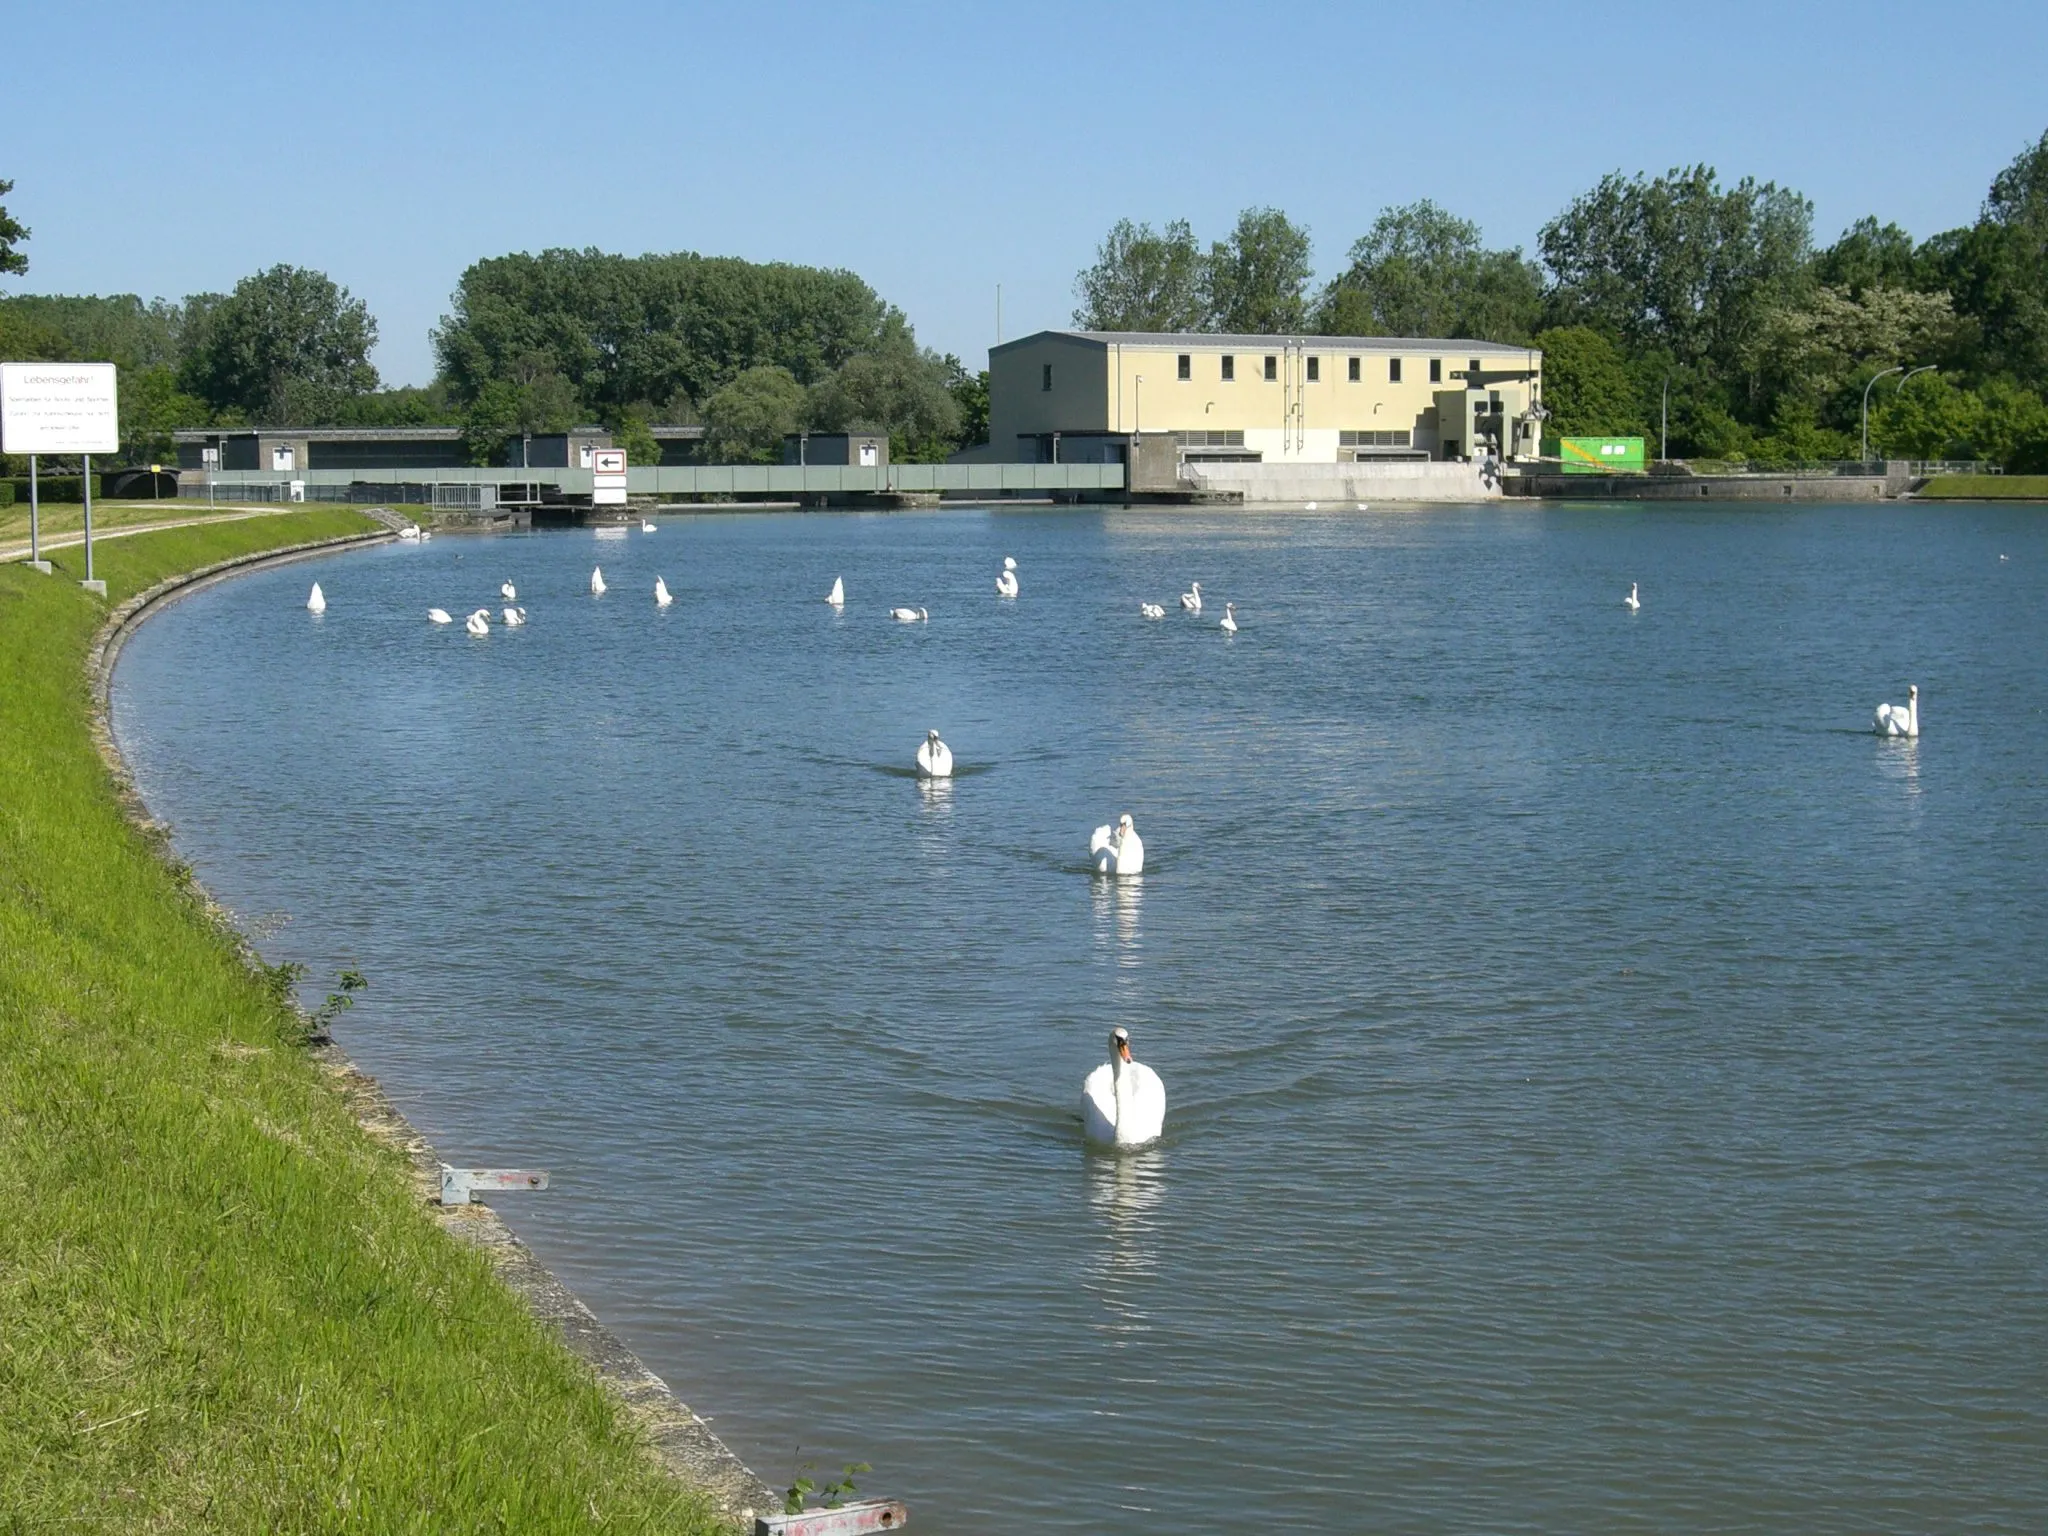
[1306,357,1320,382]
[1348,356,1360,382]
[1469,358,1482,375]
[1174,429,1247,448]
[1177,353,1191,381]
[1041,363,1053,392]
[1263,355,1278,381]
[1389,358,1402,383]
[1221,355,1235,381]
[1339,430,1414,448]
[1429,358,1442,383]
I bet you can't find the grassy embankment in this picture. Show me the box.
[1916,474,2048,500]
[0,501,436,550]
[0,512,726,1532]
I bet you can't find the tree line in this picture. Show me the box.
[1072,128,2048,468]
[0,205,981,468]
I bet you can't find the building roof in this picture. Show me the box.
[993,328,1540,356]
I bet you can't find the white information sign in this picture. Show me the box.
[592,447,628,506]
[1,362,120,454]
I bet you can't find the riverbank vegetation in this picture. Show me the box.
[1071,128,2048,470]
[0,514,726,1531]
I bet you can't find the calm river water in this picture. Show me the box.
[114,503,2047,1533]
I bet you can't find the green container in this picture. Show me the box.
[1548,436,1646,474]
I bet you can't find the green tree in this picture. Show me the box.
[1538,165,1814,385]
[704,365,806,463]
[1933,128,2048,382]
[611,409,662,470]
[1203,208,1312,333]
[807,330,962,462]
[948,364,989,450]
[1748,284,1958,423]
[179,265,378,423]
[1072,218,1207,331]
[0,178,27,278]
[1531,326,1645,438]
[461,371,579,466]
[121,365,210,464]
[1317,200,1543,341]
[1814,217,1923,298]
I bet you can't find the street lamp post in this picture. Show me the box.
[1862,366,1905,464]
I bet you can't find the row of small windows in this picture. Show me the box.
[1170,354,1481,384]
[1174,429,1247,448]
[1339,430,1414,447]
[1043,356,1492,391]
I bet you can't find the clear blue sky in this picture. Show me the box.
[6,0,2045,386]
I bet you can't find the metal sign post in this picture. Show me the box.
[1,362,118,589]
[27,454,48,572]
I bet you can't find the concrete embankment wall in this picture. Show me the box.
[1184,459,1500,504]
[1504,472,1911,501]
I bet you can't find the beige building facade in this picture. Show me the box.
[984,330,1544,466]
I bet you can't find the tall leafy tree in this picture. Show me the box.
[1538,165,1814,380]
[0,178,27,278]
[1814,217,1923,298]
[703,365,807,463]
[1530,326,1646,438]
[1317,200,1542,341]
[179,265,378,423]
[1072,219,1207,331]
[807,328,962,462]
[1935,129,2048,382]
[1202,208,1313,334]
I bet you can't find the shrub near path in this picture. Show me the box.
[0,512,727,1533]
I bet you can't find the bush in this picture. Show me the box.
[0,481,13,508]
[5,475,104,504]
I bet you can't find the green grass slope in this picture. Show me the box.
[1916,474,2048,500]
[0,515,726,1533]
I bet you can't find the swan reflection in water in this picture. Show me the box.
[1875,734,1923,800]
[1084,1145,1168,1318]
[915,773,955,817]
[1090,872,1143,968]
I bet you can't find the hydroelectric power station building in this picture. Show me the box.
[980,329,1545,468]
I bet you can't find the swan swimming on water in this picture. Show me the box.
[655,576,674,607]
[502,606,525,627]
[306,582,326,614]
[915,728,954,778]
[641,520,657,533]
[427,607,452,625]
[590,566,607,596]
[1180,582,1202,613]
[1082,1027,1166,1148]
[500,581,517,601]
[1873,683,1920,738]
[1090,813,1145,875]
[891,606,929,623]
[1139,602,1166,620]
[826,576,845,607]
[397,525,421,541]
[465,608,490,636]
[1220,602,1237,634]
[996,560,1019,598]
[1624,581,1641,613]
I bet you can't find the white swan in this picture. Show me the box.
[1089,813,1145,875]
[1082,1027,1166,1148]
[1305,501,1318,511]
[306,582,326,614]
[397,525,421,541]
[655,576,674,607]
[1873,683,1920,738]
[1624,581,1640,613]
[1220,602,1237,634]
[418,528,432,541]
[427,607,452,625]
[1180,582,1202,613]
[1139,602,1165,620]
[641,520,657,533]
[915,728,954,779]
[502,606,525,627]
[590,566,607,596]
[996,567,1019,598]
[500,581,517,601]
[465,608,490,636]
[827,576,845,607]
[891,606,928,623]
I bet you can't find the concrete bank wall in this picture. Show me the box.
[1184,459,1500,504]
[1505,473,1908,501]
[88,530,779,1527]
